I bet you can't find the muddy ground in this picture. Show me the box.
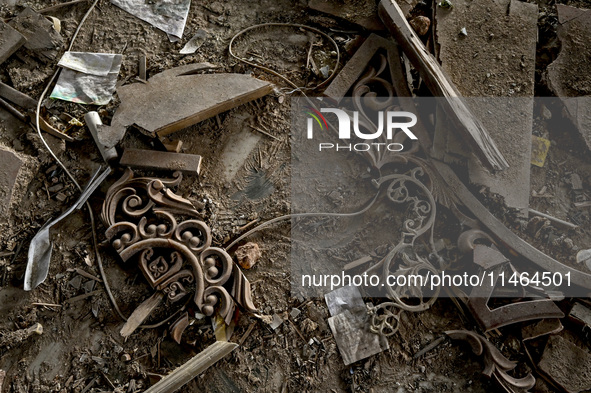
[0,0,590,392]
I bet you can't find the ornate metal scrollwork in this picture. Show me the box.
[365,164,441,316]
[101,169,256,340]
[446,330,536,391]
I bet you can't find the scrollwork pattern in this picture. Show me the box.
[101,169,256,341]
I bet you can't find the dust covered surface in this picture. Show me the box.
[0,0,590,392]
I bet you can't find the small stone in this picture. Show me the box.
[235,242,261,269]
[409,16,430,36]
[290,308,302,319]
[300,318,318,334]
[270,314,283,330]
[460,27,467,36]
[48,183,64,192]
[577,249,591,271]
[56,192,67,202]
[541,105,552,120]
[12,139,23,151]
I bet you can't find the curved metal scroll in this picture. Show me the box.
[101,169,256,340]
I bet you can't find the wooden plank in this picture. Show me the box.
[144,341,238,393]
[119,148,202,175]
[0,81,37,109]
[377,0,509,171]
[0,20,26,65]
[120,292,164,338]
[323,33,432,148]
[105,64,274,139]
[324,34,410,102]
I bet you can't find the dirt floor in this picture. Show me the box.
[1,0,591,392]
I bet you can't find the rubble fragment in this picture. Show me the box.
[0,21,26,65]
[234,242,261,269]
[269,314,283,330]
[538,335,591,393]
[290,308,301,319]
[180,29,208,54]
[546,5,591,152]
[9,7,63,61]
[162,140,183,153]
[569,302,591,327]
[577,249,591,269]
[409,16,430,36]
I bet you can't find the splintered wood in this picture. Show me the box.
[144,341,238,393]
[433,0,538,214]
[377,0,509,171]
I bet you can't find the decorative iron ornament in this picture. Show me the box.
[446,330,536,392]
[101,169,256,339]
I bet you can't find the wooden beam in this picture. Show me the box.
[377,0,509,171]
[144,341,238,393]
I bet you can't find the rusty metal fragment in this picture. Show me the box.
[446,330,536,392]
[102,169,256,339]
[170,312,190,344]
[119,148,202,175]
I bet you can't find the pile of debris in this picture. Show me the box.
[0,0,590,392]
